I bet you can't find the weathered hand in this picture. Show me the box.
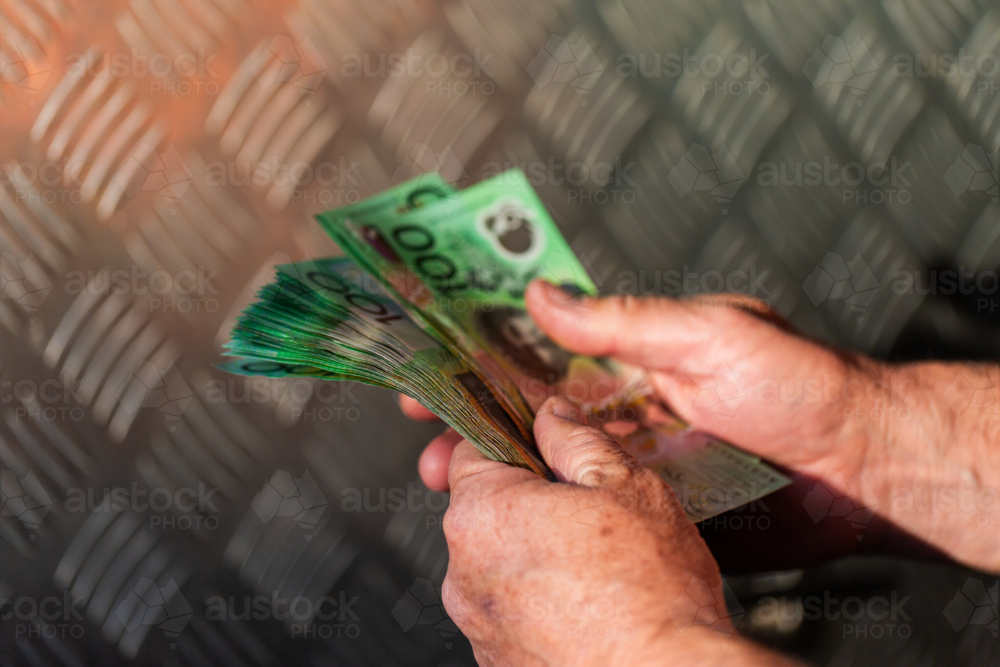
[441,396,799,667]
[521,281,1000,574]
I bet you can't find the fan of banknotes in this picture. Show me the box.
[222,170,790,521]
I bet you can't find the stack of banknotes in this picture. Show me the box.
[222,170,790,521]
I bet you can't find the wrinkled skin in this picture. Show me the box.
[401,280,1000,666]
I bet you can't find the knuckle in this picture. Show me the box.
[441,577,481,638]
[575,462,613,488]
[441,577,503,647]
[577,454,641,488]
[440,576,465,615]
[442,503,471,542]
[559,425,644,488]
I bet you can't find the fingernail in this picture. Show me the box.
[539,280,593,308]
[546,396,584,422]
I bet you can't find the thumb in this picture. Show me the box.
[533,396,643,487]
[525,279,780,372]
[525,280,864,470]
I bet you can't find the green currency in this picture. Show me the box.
[224,169,791,521]
[223,255,549,476]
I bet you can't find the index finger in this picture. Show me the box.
[447,439,539,498]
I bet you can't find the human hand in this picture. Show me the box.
[441,395,800,667]
[520,281,1000,574]
[411,281,1000,573]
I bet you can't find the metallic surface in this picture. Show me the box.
[0,0,997,664]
